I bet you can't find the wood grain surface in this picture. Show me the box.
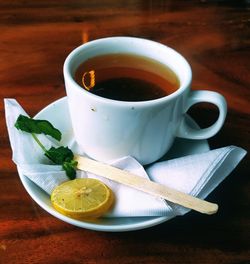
[0,1,249,263]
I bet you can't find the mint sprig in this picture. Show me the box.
[15,114,77,180]
[15,115,62,141]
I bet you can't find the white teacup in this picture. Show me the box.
[63,37,227,165]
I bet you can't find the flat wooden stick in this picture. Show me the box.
[74,155,218,215]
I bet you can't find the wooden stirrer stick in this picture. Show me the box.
[74,155,218,215]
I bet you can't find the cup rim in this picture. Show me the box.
[63,36,192,107]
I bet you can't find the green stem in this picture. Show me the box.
[31,133,47,153]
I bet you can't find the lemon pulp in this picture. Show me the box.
[51,178,114,219]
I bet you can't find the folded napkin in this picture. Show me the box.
[4,98,247,217]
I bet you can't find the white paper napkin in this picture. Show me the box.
[4,98,247,217]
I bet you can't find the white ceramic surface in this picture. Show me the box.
[18,97,210,232]
[64,37,226,165]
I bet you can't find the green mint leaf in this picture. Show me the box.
[63,160,78,180]
[45,146,73,164]
[15,114,61,141]
[45,146,77,179]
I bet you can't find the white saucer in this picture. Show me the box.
[18,97,210,232]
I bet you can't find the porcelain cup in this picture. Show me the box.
[64,37,227,165]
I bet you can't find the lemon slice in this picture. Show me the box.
[51,178,114,219]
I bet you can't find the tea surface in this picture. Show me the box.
[74,54,179,101]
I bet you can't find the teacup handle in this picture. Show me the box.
[177,90,227,139]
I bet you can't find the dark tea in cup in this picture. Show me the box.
[74,53,180,101]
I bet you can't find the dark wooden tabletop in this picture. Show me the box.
[0,1,249,263]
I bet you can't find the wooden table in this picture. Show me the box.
[1,1,249,263]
